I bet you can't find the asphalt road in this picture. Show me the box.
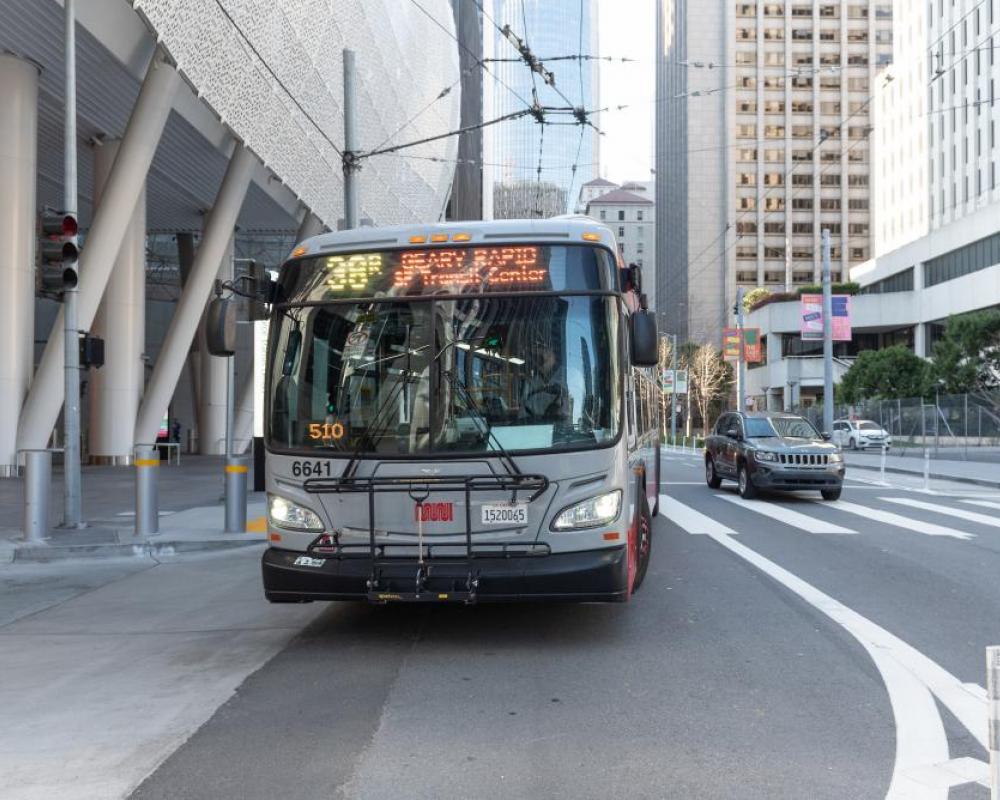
[129,454,1000,800]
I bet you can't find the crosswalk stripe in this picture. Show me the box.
[964,499,1000,512]
[881,497,1000,530]
[718,495,857,534]
[658,495,736,535]
[817,500,974,540]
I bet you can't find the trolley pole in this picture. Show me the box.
[62,0,83,528]
[342,48,359,230]
[821,228,834,436]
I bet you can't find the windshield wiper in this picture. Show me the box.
[433,337,523,478]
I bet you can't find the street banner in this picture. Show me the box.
[743,328,763,362]
[722,327,741,360]
[801,294,852,341]
[661,369,688,394]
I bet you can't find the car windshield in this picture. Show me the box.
[744,418,779,437]
[858,421,881,431]
[771,416,821,438]
[266,295,621,455]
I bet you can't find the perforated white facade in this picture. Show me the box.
[130,0,462,227]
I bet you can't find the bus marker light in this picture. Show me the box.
[269,533,282,542]
[451,233,471,241]
[291,245,308,258]
[603,532,620,541]
[409,235,427,244]
[581,232,601,242]
[438,593,449,600]
[430,233,449,243]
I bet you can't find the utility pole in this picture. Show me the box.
[669,333,678,446]
[821,228,834,435]
[62,0,83,528]
[735,286,746,412]
[342,48,359,229]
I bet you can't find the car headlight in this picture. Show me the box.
[551,490,622,531]
[268,494,324,531]
[755,450,778,462]
[829,452,843,463]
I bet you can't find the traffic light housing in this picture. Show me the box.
[40,211,79,291]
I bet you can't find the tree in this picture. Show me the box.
[837,346,930,403]
[689,343,729,436]
[930,310,1000,401]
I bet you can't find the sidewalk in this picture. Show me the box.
[845,450,1000,489]
[0,456,267,562]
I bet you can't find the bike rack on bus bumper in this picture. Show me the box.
[302,473,550,603]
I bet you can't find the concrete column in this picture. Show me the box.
[17,49,179,451]
[198,232,233,454]
[233,370,254,454]
[0,55,39,476]
[914,322,927,359]
[296,210,323,242]
[88,139,146,464]
[134,143,256,448]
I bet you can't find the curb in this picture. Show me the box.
[848,463,1000,490]
[11,538,264,563]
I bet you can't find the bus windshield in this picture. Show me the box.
[267,294,621,455]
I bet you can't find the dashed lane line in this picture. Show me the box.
[657,495,736,535]
[717,494,857,534]
[964,499,1000,512]
[879,497,1000,530]
[815,500,975,541]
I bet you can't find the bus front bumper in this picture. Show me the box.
[261,545,628,603]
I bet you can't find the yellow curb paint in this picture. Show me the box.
[225,465,249,474]
[135,459,159,467]
[246,516,267,533]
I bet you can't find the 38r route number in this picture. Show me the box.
[291,460,332,478]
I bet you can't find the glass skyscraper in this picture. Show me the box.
[482,0,600,219]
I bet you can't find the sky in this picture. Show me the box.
[596,0,656,184]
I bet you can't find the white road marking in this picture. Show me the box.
[658,495,736,535]
[704,530,987,799]
[817,500,975,540]
[964,499,1000,512]
[718,495,857,534]
[880,497,1000,530]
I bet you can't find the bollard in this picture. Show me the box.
[135,445,159,536]
[22,449,51,542]
[880,444,887,485]
[224,454,249,533]
[923,448,931,491]
[987,646,1000,800]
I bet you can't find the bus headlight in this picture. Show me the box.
[268,494,324,531]
[551,490,622,531]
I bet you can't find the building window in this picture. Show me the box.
[618,226,625,238]
[637,209,644,221]
[636,242,644,253]
[618,210,625,221]
[599,209,606,220]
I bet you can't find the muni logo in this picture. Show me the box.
[415,501,453,523]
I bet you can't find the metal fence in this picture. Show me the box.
[792,392,1000,459]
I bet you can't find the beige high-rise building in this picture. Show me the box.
[656,1,894,343]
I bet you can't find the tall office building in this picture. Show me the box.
[482,0,600,219]
[656,1,893,343]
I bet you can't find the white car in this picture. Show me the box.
[832,419,892,450]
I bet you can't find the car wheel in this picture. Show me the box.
[821,487,842,501]
[705,456,722,489]
[848,437,857,450]
[631,496,652,594]
[738,463,758,499]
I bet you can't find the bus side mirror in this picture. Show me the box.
[630,311,658,367]
[205,297,236,356]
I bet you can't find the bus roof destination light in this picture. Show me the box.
[290,245,308,258]
[581,232,601,242]
[430,233,449,243]
[451,233,472,242]
[409,235,427,244]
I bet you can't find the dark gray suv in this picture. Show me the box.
[704,412,845,500]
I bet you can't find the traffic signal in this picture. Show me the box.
[40,211,79,291]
